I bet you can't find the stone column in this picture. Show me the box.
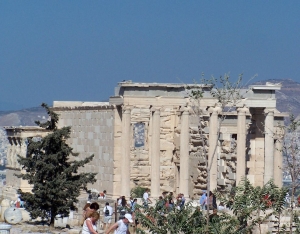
[7,138,13,167]
[274,138,283,187]
[179,107,190,197]
[264,108,274,184]
[208,106,222,191]
[236,107,248,185]
[151,108,161,198]
[121,106,131,197]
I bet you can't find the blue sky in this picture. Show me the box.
[1,1,299,111]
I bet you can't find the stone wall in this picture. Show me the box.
[53,102,115,196]
[129,105,180,193]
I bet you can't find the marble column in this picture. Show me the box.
[264,108,274,184]
[274,138,283,187]
[179,107,190,197]
[7,138,13,167]
[236,107,248,185]
[208,106,221,191]
[121,106,131,197]
[151,108,161,198]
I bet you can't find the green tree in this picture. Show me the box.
[188,73,254,229]
[135,203,207,234]
[16,103,97,226]
[217,178,287,234]
[135,179,287,234]
[281,113,300,233]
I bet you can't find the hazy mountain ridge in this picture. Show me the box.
[253,78,300,117]
[0,106,47,127]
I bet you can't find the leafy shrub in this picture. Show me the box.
[131,186,147,198]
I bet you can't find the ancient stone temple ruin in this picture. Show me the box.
[2,81,285,200]
[3,127,48,198]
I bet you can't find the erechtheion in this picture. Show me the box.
[2,81,285,200]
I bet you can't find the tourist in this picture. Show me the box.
[199,191,207,210]
[130,199,140,232]
[285,192,290,208]
[131,198,137,213]
[87,190,92,201]
[117,197,121,208]
[179,193,185,209]
[105,213,133,234]
[218,202,225,211]
[14,196,21,208]
[168,196,174,211]
[167,192,174,211]
[212,192,217,209]
[118,196,129,219]
[82,211,100,234]
[176,193,182,210]
[103,202,113,231]
[162,191,168,207]
[98,190,107,199]
[204,192,213,210]
[84,202,100,222]
[157,196,165,211]
[121,196,127,208]
[143,189,152,208]
[129,196,134,208]
[81,201,92,225]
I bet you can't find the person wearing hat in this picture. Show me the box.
[105,213,133,234]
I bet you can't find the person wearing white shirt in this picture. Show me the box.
[105,213,133,234]
[142,189,152,208]
[103,202,113,231]
[82,211,99,234]
[218,202,225,211]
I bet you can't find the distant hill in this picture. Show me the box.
[252,78,300,117]
[0,106,47,127]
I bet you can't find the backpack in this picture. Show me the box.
[105,206,110,216]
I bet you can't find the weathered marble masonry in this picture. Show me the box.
[52,102,115,194]
[3,81,286,200]
[109,81,286,198]
[3,127,49,198]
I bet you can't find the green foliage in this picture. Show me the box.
[294,212,300,233]
[135,203,206,234]
[131,186,147,198]
[15,103,97,225]
[136,179,287,234]
[217,178,287,233]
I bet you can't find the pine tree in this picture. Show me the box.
[16,103,97,226]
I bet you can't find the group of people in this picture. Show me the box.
[81,189,226,233]
[142,189,186,212]
[199,191,219,210]
[82,195,135,234]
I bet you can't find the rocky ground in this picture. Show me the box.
[8,222,133,234]
[9,224,83,234]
